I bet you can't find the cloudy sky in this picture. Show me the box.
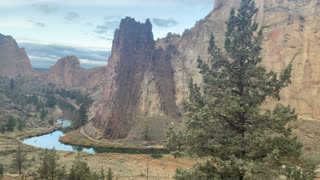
[0,0,213,69]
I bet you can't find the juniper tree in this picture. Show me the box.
[0,163,3,179]
[40,109,48,121]
[100,168,105,180]
[107,167,113,180]
[79,104,88,126]
[17,119,26,131]
[68,156,92,180]
[175,0,315,179]
[6,116,16,132]
[0,123,5,133]
[166,127,185,158]
[37,148,65,180]
[143,124,151,141]
[13,143,27,176]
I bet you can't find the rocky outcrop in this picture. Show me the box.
[47,56,105,90]
[168,0,320,121]
[0,34,32,77]
[85,17,178,140]
[87,0,320,141]
[48,56,86,87]
[257,0,320,120]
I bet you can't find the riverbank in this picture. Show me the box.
[1,116,197,179]
[59,127,169,152]
[1,126,197,179]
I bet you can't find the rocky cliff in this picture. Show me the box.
[85,17,178,140]
[169,0,320,121]
[47,56,105,90]
[87,0,320,140]
[0,34,32,77]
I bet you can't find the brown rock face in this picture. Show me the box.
[86,17,178,140]
[0,34,32,77]
[47,56,105,89]
[258,0,320,120]
[169,0,320,121]
[48,56,86,87]
[88,0,320,140]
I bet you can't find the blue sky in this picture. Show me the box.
[0,0,213,68]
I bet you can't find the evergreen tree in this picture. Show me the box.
[38,148,64,180]
[100,168,105,180]
[166,127,185,158]
[175,0,315,179]
[17,119,26,131]
[78,104,88,126]
[107,167,113,180]
[46,95,56,108]
[40,109,48,121]
[0,163,3,179]
[143,124,151,141]
[6,116,17,132]
[0,123,5,133]
[72,104,88,129]
[90,171,100,180]
[13,143,27,176]
[68,156,91,180]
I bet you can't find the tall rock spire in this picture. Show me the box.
[89,17,156,139]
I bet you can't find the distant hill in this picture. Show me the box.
[0,34,32,78]
[19,42,110,69]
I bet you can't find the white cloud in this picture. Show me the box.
[0,20,34,28]
[79,58,107,66]
[29,55,57,62]
[17,38,111,51]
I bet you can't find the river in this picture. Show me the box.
[22,119,169,154]
[22,119,95,154]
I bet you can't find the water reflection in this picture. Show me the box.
[22,119,169,154]
[22,130,95,154]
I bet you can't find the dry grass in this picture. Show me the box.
[0,124,196,180]
[2,118,320,179]
[60,128,166,150]
[56,152,196,180]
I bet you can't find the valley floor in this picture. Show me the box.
[1,118,320,179]
[0,124,196,179]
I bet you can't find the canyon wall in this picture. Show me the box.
[0,34,32,78]
[170,0,320,121]
[47,56,106,90]
[85,17,178,140]
[88,0,320,140]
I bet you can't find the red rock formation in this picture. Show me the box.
[0,34,32,77]
[86,67,106,90]
[169,0,320,121]
[47,56,106,90]
[86,17,178,140]
[87,0,320,141]
[47,56,86,87]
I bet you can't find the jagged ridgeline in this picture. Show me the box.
[2,0,319,142]
[82,0,320,141]
[84,17,179,140]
